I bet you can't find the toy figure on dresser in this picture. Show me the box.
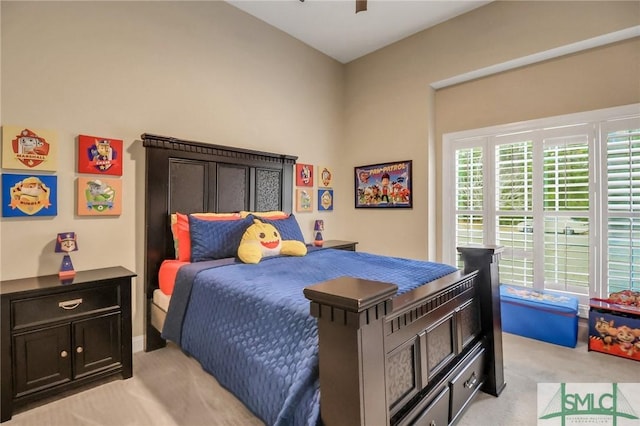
[55,232,78,281]
[314,220,324,247]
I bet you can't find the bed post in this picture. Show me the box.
[457,245,506,397]
[304,277,398,426]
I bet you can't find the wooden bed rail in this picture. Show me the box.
[303,245,505,426]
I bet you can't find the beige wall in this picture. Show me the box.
[435,39,640,260]
[0,1,344,338]
[1,0,639,342]
[339,1,639,259]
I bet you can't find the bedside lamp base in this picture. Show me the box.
[59,254,76,278]
[314,232,324,247]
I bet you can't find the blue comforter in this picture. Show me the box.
[162,248,457,426]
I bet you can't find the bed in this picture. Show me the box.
[142,133,506,426]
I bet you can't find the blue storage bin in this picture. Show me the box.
[500,284,579,348]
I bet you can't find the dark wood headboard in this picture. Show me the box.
[142,133,297,349]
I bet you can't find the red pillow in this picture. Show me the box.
[172,212,242,261]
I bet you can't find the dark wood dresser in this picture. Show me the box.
[321,240,358,251]
[1,266,135,422]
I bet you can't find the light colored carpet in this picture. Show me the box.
[6,325,639,426]
[457,325,640,426]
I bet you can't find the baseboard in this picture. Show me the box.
[132,335,144,353]
[578,305,587,318]
[578,317,589,329]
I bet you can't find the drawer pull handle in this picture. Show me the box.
[76,346,83,354]
[464,372,477,389]
[430,421,437,426]
[60,351,68,358]
[58,298,83,310]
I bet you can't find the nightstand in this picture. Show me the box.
[0,266,136,422]
[321,240,358,251]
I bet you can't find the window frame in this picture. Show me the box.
[443,104,640,314]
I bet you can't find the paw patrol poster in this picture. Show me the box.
[2,174,58,217]
[355,160,412,208]
[2,126,58,171]
[318,166,333,188]
[295,164,313,187]
[318,189,333,211]
[77,135,123,176]
[295,188,313,212]
[77,177,122,216]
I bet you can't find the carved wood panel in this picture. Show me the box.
[217,164,249,212]
[426,316,455,379]
[458,298,481,350]
[387,339,417,410]
[169,159,207,214]
[255,168,282,211]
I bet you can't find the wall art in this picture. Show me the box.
[318,189,333,211]
[2,173,57,217]
[318,166,333,188]
[2,126,58,171]
[77,177,122,216]
[354,160,412,208]
[295,188,313,212]
[77,134,123,176]
[295,163,313,187]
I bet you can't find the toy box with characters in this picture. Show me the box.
[500,284,579,348]
[588,290,640,362]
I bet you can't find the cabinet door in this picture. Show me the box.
[13,324,71,397]
[73,312,121,379]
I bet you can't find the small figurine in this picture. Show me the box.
[55,232,78,279]
[314,220,324,247]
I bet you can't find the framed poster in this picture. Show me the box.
[354,160,412,208]
[318,166,333,188]
[2,174,57,217]
[295,188,313,212]
[295,163,313,187]
[2,126,57,171]
[318,189,333,211]
[77,135,123,176]
[77,177,122,216]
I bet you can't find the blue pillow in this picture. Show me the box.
[189,215,254,262]
[260,214,305,243]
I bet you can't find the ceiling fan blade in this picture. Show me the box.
[356,0,367,14]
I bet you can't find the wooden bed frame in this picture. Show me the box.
[142,133,506,426]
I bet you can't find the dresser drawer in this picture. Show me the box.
[411,387,450,426]
[449,347,485,420]
[12,286,119,329]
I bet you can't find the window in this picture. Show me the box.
[443,105,640,310]
[454,145,484,260]
[601,118,640,295]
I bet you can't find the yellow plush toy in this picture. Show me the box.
[238,219,307,264]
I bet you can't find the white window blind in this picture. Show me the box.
[604,120,640,293]
[454,146,484,267]
[542,132,591,295]
[495,140,534,287]
[444,104,640,309]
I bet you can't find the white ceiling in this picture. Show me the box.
[226,0,492,63]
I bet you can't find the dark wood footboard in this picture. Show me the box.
[303,246,505,426]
